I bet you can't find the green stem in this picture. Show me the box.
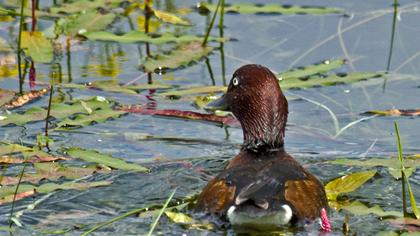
[219,0,226,85]
[44,85,54,150]
[202,0,221,47]
[394,121,407,216]
[17,0,26,95]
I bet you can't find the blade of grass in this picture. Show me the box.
[334,115,378,138]
[394,121,419,219]
[394,121,407,217]
[82,189,176,236]
[202,0,221,46]
[288,92,339,135]
[81,207,147,236]
[383,0,399,90]
[147,189,176,236]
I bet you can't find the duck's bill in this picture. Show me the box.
[205,94,230,111]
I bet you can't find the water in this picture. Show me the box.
[0,0,419,235]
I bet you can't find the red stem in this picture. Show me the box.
[31,0,36,32]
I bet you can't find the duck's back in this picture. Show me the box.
[196,150,327,226]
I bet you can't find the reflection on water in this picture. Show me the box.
[0,0,420,235]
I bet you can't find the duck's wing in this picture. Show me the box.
[284,171,328,219]
[195,176,236,214]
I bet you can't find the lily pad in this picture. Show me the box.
[21,31,53,63]
[66,147,148,172]
[341,201,402,218]
[81,31,223,44]
[198,2,342,15]
[325,170,376,201]
[142,41,213,73]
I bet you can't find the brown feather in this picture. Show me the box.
[196,178,236,213]
[284,174,328,219]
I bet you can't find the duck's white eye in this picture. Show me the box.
[232,77,239,86]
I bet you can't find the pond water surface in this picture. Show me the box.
[0,0,420,235]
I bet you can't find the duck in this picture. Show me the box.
[196,64,331,231]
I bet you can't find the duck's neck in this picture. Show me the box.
[240,109,287,153]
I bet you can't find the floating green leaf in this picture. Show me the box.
[325,170,376,201]
[49,0,124,14]
[55,107,126,129]
[81,31,223,44]
[142,41,213,72]
[158,86,226,97]
[21,31,53,63]
[278,59,345,80]
[0,181,111,204]
[0,143,32,156]
[1,162,109,185]
[328,158,420,179]
[280,72,383,89]
[341,201,402,218]
[0,97,112,126]
[48,10,116,37]
[62,80,172,94]
[153,10,191,26]
[198,2,342,15]
[66,147,148,172]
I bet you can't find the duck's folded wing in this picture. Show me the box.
[284,173,328,219]
[196,177,236,213]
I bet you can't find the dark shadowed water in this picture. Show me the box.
[0,0,419,235]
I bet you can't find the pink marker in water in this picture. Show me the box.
[320,208,331,232]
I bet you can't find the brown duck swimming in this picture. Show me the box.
[196,64,331,231]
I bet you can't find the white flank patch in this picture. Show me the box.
[281,204,293,223]
[227,204,293,228]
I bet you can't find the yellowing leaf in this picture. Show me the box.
[165,211,193,223]
[21,31,53,63]
[325,170,376,201]
[137,15,160,32]
[153,10,191,26]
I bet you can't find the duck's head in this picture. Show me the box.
[209,64,288,152]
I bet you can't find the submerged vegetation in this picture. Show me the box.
[0,0,419,235]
